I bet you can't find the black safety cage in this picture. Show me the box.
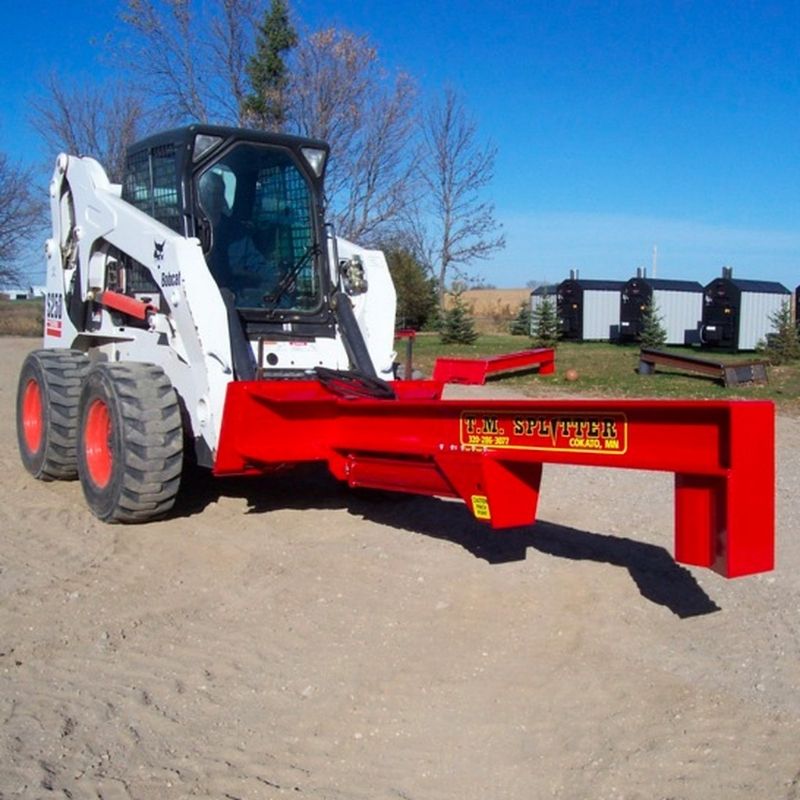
[122,124,335,338]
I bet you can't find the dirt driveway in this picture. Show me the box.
[1,336,799,799]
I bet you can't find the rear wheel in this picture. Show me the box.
[16,349,90,480]
[77,363,184,523]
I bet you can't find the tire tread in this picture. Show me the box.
[18,349,90,480]
[80,362,183,523]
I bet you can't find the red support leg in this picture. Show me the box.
[715,403,775,577]
[675,403,774,577]
[674,475,720,569]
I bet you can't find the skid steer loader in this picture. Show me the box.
[16,124,775,578]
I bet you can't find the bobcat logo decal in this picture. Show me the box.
[154,240,166,262]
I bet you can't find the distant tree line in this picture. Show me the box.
[0,0,505,306]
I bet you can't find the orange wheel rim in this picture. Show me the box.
[22,378,43,453]
[85,399,113,488]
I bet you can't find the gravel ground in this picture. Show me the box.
[1,336,799,799]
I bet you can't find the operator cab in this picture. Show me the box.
[122,124,334,339]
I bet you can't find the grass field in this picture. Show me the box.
[3,298,796,411]
[409,332,800,412]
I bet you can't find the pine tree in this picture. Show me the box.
[509,301,532,336]
[639,301,667,349]
[440,289,478,344]
[760,301,800,364]
[385,247,438,330]
[241,0,298,130]
[530,295,559,348]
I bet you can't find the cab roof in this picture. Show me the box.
[127,123,329,159]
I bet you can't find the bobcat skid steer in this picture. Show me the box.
[16,125,775,579]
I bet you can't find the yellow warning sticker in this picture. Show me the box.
[471,495,491,520]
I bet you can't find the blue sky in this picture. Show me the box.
[2,0,798,288]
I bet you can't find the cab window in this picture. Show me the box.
[198,144,320,312]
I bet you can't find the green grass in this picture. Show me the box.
[407,333,800,413]
[5,299,797,411]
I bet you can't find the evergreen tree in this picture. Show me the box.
[639,301,667,349]
[242,0,297,130]
[509,301,532,336]
[530,294,559,348]
[425,298,443,333]
[759,301,800,364]
[440,289,478,344]
[385,247,438,330]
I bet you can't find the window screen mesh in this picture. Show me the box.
[122,144,182,233]
[254,163,315,301]
[199,144,319,311]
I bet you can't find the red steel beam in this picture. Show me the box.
[433,348,556,384]
[214,380,774,578]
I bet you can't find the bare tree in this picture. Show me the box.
[118,0,208,123]
[288,28,418,244]
[413,88,505,307]
[208,0,262,123]
[91,8,420,244]
[118,0,258,125]
[31,75,145,182]
[0,154,44,285]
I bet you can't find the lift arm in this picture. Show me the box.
[214,380,774,578]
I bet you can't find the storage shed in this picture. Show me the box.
[700,268,790,351]
[557,276,624,341]
[796,284,800,331]
[619,275,704,345]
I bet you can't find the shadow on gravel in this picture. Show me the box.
[173,464,720,619]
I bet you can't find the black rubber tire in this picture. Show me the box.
[16,349,91,481]
[76,362,184,523]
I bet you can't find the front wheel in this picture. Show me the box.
[17,349,90,480]
[77,363,184,523]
